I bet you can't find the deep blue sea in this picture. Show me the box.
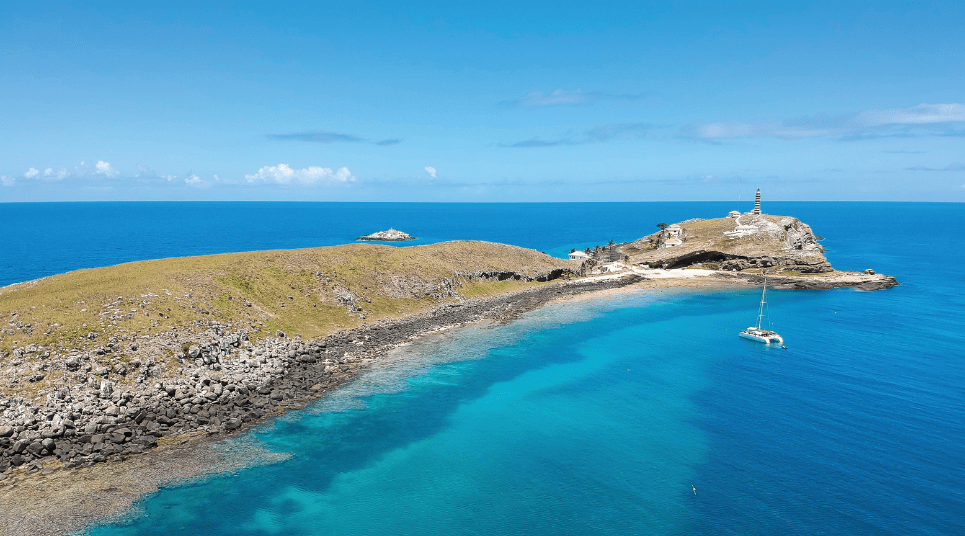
[2,202,963,535]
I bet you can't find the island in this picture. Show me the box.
[0,210,896,534]
[356,228,416,241]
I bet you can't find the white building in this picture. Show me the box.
[569,250,590,260]
[662,224,683,248]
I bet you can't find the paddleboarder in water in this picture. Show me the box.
[692,485,697,495]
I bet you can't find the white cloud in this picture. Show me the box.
[425,166,437,178]
[504,89,644,108]
[690,121,834,140]
[514,89,597,107]
[687,102,965,141]
[0,175,14,186]
[857,103,965,126]
[244,163,355,185]
[43,168,69,180]
[184,174,201,185]
[24,168,39,178]
[95,160,119,177]
[164,175,176,181]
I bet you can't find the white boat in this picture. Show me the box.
[739,278,784,345]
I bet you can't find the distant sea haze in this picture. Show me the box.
[6,202,964,535]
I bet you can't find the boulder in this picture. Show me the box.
[0,426,13,438]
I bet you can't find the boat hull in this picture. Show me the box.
[739,330,784,345]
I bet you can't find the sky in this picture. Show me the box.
[1,1,964,202]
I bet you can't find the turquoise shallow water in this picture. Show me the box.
[84,278,965,535]
[4,202,957,535]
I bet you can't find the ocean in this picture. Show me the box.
[2,202,963,535]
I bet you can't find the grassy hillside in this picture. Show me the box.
[0,241,577,391]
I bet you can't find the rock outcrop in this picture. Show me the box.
[622,213,833,273]
[356,228,415,241]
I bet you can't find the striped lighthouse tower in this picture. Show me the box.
[752,189,761,215]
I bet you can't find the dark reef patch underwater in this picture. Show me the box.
[3,202,962,535]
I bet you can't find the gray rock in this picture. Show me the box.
[188,345,201,358]
[0,426,13,438]
[100,380,114,398]
[41,426,64,438]
[41,438,55,450]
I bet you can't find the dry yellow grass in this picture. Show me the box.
[0,241,578,401]
[0,240,576,357]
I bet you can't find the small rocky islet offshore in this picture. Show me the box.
[0,274,639,479]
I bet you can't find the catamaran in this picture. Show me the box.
[739,278,784,345]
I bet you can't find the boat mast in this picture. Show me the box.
[756,278,767,330]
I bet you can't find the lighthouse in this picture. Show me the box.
[752,189,761,215]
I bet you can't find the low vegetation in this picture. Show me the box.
[0,241,578,401]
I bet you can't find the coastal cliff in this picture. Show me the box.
[610,212,898,290]
[622,213,831,272]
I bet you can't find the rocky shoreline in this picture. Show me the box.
[0,274,644,488]
[715,269,899,291]
[0,265,901,535]
[0,262,898,486]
